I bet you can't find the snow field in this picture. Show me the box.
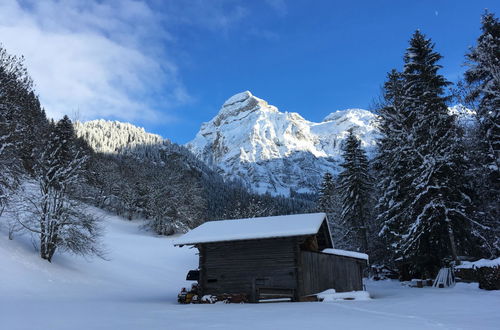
[1,207,499,330]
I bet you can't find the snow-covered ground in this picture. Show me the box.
[1,208,499,330]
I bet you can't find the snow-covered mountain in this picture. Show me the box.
[187,91,380,196]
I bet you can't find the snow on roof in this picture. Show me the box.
[174,213,327,245]
[322,248,369,261]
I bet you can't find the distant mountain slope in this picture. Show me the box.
[73,119,314,220]
[74,119,167,155]
[74,119,220,185]
[186,91,380,196]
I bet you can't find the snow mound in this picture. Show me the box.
[456,257,500,269]
[316,289,371,302]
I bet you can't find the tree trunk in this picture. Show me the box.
[40,236,57,262]
[447,222,460,265]
[40,233,51,262]
[358,207,369,253]
[360,226,369,253]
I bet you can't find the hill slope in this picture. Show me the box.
[0,207,498,330]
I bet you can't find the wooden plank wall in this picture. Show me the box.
[200,237,298,302]
[299,251,365,297]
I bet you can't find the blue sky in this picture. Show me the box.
[1,0,498,143]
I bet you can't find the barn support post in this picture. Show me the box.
[198,244,207,296]
[295,237,304,300]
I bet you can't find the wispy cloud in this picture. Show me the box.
[162,0,249,32]
[248,28,280,41]
[0,0,186,123]
[265,0,288,16]
[0,1,283,124]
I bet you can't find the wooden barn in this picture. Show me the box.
[174,213,368,302]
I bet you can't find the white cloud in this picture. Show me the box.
[0,0,186,123]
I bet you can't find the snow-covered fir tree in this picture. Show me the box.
[374,69,414,266]
[317,172,337,215]
[317,172,348,249]
[465,12,500,174]
[338,129,373,253]
[463,11,500,256]
[378,31,485,277]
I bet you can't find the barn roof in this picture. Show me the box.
[174,213,328,246]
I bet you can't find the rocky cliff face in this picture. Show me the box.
[186,91,380,196]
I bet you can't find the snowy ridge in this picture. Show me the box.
[74,119,169,154]
[187,91,380,196]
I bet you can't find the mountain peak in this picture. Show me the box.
[214,91,278,125]
[222,91,253,106]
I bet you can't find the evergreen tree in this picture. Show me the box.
[378,31,483,277]
[317,173,338,213]
[317,172,344,246]
[463,11,500,256]
[375,70,415,265]
[338,129,373,253]
[465,11,500,174]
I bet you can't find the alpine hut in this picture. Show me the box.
[174,213,368,302]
